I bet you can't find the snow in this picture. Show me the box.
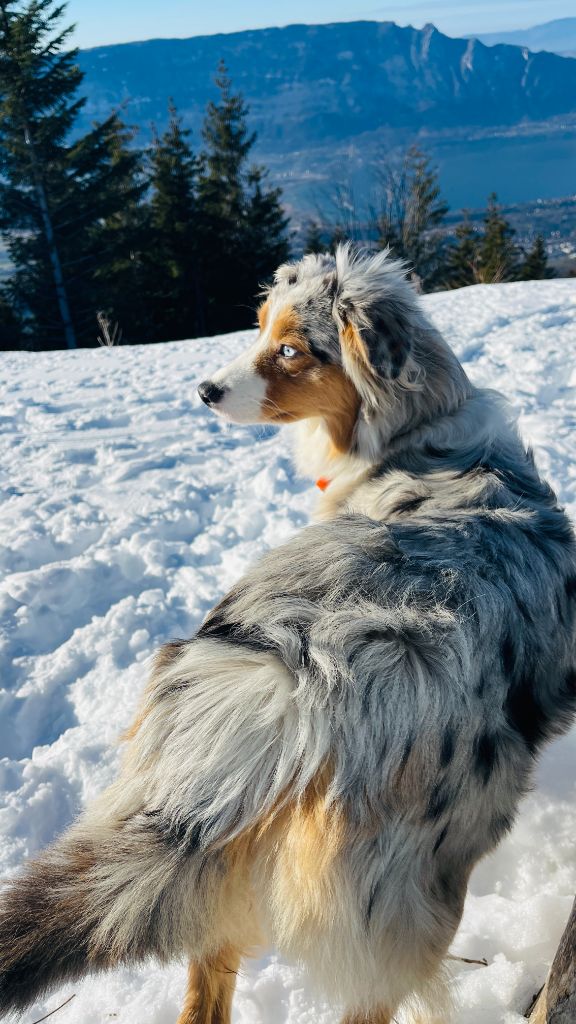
[1,279,575,1024]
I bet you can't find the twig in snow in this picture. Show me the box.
[448,954,489,967]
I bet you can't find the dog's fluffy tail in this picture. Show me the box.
[0,799,200,1015]
[0,637,309,1016]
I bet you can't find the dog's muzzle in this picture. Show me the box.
[198,380,225,407]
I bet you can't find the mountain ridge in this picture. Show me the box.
[76,19,576,150]
[74,20,576,211]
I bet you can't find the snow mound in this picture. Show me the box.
[1,279,575,1023]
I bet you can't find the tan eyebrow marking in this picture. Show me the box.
[270,305,307,346]
[258,299,270,331]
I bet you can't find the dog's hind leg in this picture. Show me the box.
[176,946,240,1024]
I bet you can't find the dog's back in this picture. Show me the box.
[190,390,576,1012]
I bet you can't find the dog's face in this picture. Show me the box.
[198,247,416,455]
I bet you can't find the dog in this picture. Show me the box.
[1,245,575,1024]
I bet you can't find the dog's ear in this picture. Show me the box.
[332,246,415,404]
[338,300,412,380]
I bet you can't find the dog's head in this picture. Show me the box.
[198,245,421,456]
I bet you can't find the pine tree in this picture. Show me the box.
[64,114,146,344]
[520,234,554,281]
[86,120,149,344]
[144,101,202,341]
[303,219,326,255]
[443,213,479,288]
[244,166,290,286]
[374,146,449,290]
[196,62,253,335]
[0,0,145,349]
[196,63,289,334]
[0,288,21,349]
[0,0,80,348]
[476,193,518,283]
[329,223,349,250]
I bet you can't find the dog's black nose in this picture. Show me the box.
[198,380,225,406]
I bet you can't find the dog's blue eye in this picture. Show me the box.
[280,345,298,359]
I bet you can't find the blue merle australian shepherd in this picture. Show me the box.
[1,246,575,1023]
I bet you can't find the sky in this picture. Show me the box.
[66,0,576,49]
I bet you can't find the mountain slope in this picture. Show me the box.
[76,20,576,152]
[477,18,576,57]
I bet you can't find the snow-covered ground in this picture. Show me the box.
[1,280,575,1024]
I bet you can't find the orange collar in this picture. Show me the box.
[316,477,331,492]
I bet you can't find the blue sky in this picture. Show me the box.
[66,0,576,49]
